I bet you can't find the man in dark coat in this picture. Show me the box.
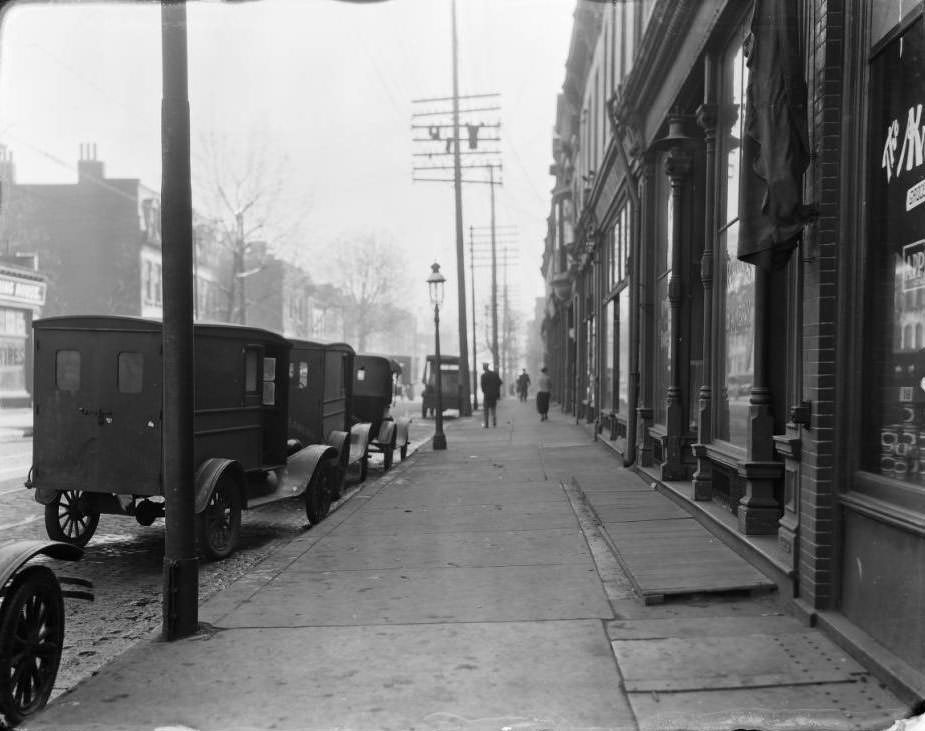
[480,362,502,428]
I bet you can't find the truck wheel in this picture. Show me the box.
[0,567,65,726]
[305,462,335,525]
[44,490,99,548]
[197,475,241,561]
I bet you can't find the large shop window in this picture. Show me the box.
[715,33,754,447]
[0,308,27,394]
[618,287,630,412]
[865,16,925,484]
[653,165,672,425]
[602,299,614,412]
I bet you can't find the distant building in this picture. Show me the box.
[1,144,225,322]
[0,254,45,406]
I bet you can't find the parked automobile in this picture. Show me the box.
[353,354,412,470]
[286,339,369,506]
[0,540,92,727]
[421,354,462,418]
[26,316,341,559]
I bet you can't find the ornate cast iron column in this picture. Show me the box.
[692,77,718,500]
[737,267,782,534]
[661,138,692,481]
[636,156,656,467]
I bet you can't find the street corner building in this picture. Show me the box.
[540,0,925,701]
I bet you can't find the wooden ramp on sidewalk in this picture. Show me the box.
[579,483,776,605]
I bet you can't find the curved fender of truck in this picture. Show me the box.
[349,422,373,466]
[194,458,246,514]
[376,420,396,446]
[326,430,349,470]
[395,416,411,447]
[0,540,92,601]
[278,443,339,497]
[32,487,59,505]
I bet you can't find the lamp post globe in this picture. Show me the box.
[427,263,447,450]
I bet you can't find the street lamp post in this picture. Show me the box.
[427,262,447,450]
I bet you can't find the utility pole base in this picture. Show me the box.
[162,556,199,641]
[432,433,448,450]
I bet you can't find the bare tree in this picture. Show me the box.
[330,230,410,352]
[193,129,303,323]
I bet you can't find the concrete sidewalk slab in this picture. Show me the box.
[613,632,869,691]
[363,482,568,507]
[627,683,904,731]
[302,527,592,570]
[334,501,580,534]
[29,621,636,731]
[216,563,613,627]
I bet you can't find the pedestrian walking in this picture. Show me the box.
[516,369,531,402]
[480,362,502,428]
[536,366,551,421]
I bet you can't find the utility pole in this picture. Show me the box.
[489,164,498,371]
[410,0,502,417]
[160,0,198,641]
[468,225,478,411]
[470,227,519,394]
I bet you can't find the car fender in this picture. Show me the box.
[395,416,411,446]
[0,540,93,602]
[376,420,396,446]
[32,487,59,505]
[326,430,349,470]
[194,458,246,514]
[278,443,339,496]
[349,422,373,466]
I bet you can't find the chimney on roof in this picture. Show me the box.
[77,142,105,182]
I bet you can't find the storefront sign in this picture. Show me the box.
[0,273,45,306]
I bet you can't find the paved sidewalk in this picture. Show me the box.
[25,401,910,730]
[0,406,31,441]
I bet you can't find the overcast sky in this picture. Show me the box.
[0,0,575,350]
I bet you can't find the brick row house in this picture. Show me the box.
[0,145,358,405]
[542,0,925,700]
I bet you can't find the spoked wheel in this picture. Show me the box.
[0,567,65,727]
[197,475,241,561]
[305,462,335,525]
[44,490,99,548]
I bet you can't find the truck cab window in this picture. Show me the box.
[55,350,80,391]
[118,352,143,394]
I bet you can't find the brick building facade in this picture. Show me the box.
[542,0,924,700]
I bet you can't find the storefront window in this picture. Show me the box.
[602,300,613,411]
[864,17,925,483]
[715,32,754,447]
[618,287,630,413]
[653,167,671,425]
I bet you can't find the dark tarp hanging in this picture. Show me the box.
[738,0,816,270]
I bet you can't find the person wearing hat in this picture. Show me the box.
[480,362,502,428]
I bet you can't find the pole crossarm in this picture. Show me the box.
[411,106,502,117]
[411,122,501,130]
[413,150,502,157]
[412,92,500,103]
[413,177,502,184]
[412,137,502,143]
[413,164,507,171]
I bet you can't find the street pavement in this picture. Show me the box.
[22,400,914,731]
